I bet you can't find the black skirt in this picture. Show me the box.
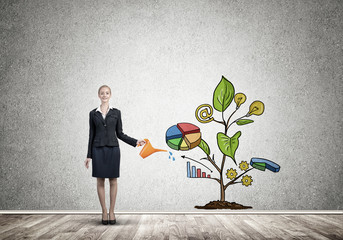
[92,146,121,178]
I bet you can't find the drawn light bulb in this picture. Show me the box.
[234,93,246,109]
[246,101,264,116]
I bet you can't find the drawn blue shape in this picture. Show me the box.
[192,166,196,178]
[172,157,175,161]
[169,151,173,155]
[169,155,171,159]
[250,158,280,172]
[166,125,183,141]
[187,162,191,178]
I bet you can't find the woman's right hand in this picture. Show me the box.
[85,158,91,169]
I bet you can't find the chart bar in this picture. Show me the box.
[207,174,211,178]
[192,166,196,178]
[187,162,191,178]
[202,172,206,178]
[197,168,201,178]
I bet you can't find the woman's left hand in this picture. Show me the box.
[137,139,146,146]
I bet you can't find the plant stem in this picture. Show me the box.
[219,154,226,201]
[206,154,221,173]
[219,105,231,201]
[227,114,248,132]
[224,168,254,190]
[222,111,227,129]
[225,109,238,133]
[213,118,225,125]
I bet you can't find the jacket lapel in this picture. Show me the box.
[94,108,116,124]
[94,111,105,124]
[106,108,115,118]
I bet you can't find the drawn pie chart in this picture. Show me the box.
[166,123,201,151]
[250,158,280,172]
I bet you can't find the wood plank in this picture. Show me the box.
[51,227,89,240]
[113,214,142,240]
[221,215,266,240]
[215,215,253,239]
[184,215,206,239]
[38,215,82,239]
[0,214,33,231]
[268,215,308,239]
[22,215,52,228]
[25,215,69,240]
[150,215,170,240]
[168,214,188,240]
[98,214,130,239]
[0,215,28,226]
[1,215,66,240]
[283,215,333,240]
[132,215,155,240]
[0,215,51,239]
[194,214,226,240]
[244,215,289,239]
[298,215,343,239]
[315,215,343,228]
[74,215,110,240]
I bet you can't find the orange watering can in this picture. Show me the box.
[137,138,167,159]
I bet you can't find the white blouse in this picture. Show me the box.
[96,105,114,119]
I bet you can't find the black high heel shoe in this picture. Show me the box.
[102,219,108,225]
[102,213,108,225]
[109,213,116,225]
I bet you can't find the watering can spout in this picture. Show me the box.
[138,138,167,159]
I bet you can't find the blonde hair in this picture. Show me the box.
[98,85,111,95]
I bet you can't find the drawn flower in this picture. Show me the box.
[241,175,253,187]
[226,168,237,180]
[239,161,249,171]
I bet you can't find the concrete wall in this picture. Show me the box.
[1,0,342,210]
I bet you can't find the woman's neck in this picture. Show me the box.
[100,103,109,115]
[100,103,109,108]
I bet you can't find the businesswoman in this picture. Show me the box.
[84,85,145,225]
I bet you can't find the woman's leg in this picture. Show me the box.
[97,178,107,220]
[109,178,118,220]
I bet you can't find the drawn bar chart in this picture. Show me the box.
[187,161,211,178]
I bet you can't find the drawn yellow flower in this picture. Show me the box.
[241,175,253,187]
[226,168,237,180]
[239,161,249,171]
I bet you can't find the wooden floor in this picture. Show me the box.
[0,214,342,240]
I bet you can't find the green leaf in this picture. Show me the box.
[236,119,254,125]
[213,76,235,112]
[217,131,241,165]
[198,139,210,155]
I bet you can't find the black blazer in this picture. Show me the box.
[87,107,138,158]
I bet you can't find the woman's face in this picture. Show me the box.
[98,87,111,103]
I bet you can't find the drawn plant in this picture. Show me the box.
[165,75,280,208]
[191,76,280,209]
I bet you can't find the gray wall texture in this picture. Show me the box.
[0,0,342,211]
